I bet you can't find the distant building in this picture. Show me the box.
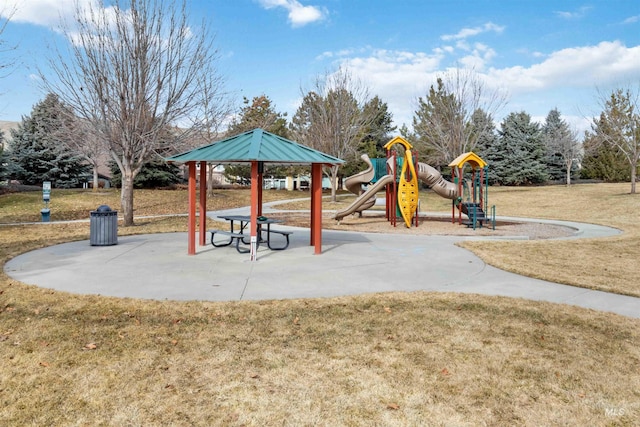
[0,121,19,149]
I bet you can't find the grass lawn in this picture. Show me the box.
[1,184,639,426]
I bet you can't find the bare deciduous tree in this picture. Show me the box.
[60,116,108,191]
[543,108,582,186]
[590,86,640,194]
[554,127,581,186]
[190,68,233,196]
[290,67,376,201]
[413,67,508,164]
[0,5,17,81]
[44,0,226,225]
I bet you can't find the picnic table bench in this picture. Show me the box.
[209,215,293,253]
[209,230,250,253]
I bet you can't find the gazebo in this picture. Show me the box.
[165,128,344,260]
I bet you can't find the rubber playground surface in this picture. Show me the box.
[5,210,640,320]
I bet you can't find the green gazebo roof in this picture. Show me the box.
[166,128,344,165]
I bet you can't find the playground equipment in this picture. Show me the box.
[336,136,494,229]
[334,155,395,221]
[448,152,490,228]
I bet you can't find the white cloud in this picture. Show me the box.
[333,49,445,127]
[441,22,504,41]
[485,41,640,94]
[257,0,326,28]
[323,40,640,129]
[457,42,496,70]
[5,0,96,28]
[622,15,639,24]
[315,48,357,61]
[554,6,592,20]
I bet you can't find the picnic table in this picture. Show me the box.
[209,215,293,253]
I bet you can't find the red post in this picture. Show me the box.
[199,161,207,247]
[310,163,323,254]
[257,162,263,217]
[187,162,196,255]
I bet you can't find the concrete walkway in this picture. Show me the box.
[5,204,639,319]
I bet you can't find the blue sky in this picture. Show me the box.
[1,0,639,137]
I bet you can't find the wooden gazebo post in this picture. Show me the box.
[199,161,207,247]
[310,163,323,254]
[187,161,197,255]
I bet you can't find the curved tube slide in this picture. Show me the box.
[344,154,375,196]
[336,154,377,218]
[334,174,394,221]
[416,162,458,200]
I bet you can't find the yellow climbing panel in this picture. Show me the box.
[398,149,419,228]
[385,136,419,228]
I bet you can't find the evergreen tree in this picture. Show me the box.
[412,78,461,164]
[110,155,182,188]
[581,126,629,182]
[341,96,396,178]
[0,130,7,182]
[227,95,289,137]
[225,95,291,182]
[412,69,507,166]
[360,96,396,156]
[110,125,184,188]
[289,67,377,201]
[8,94,89,188]
[468,109,498,182]
[542,109,580,183]
[487,111,548,185]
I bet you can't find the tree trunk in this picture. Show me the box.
[207,164,214,197]
[92,165,99,192]
[565,160,572,186]
[631,164,637,194]
[330,165,339,202]
[121,170,135,226]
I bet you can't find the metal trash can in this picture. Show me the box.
[90,205,118,246]
[40,208,50,222]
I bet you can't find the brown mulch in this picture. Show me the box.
[269,212,576,240]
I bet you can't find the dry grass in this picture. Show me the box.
[283,184,640,297]
[0,187,310,223]
[1,185,640,426]
[459,184,640,297]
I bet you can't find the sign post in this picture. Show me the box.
[41,181,51,222]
